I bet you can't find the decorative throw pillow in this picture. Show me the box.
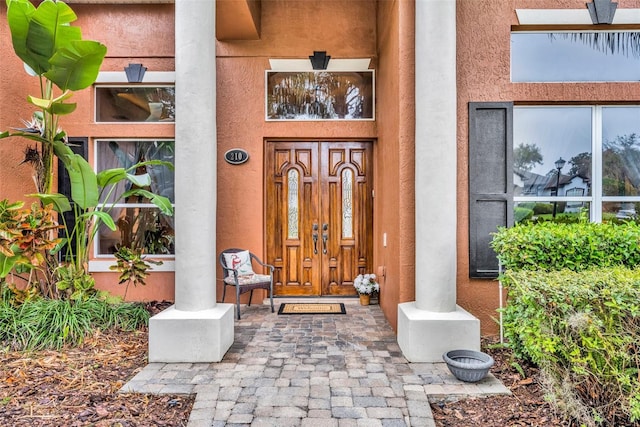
[224,250,255,277]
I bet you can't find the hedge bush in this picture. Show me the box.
[501,268,640,426]
[491,221,640,271]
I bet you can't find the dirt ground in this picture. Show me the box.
[0,302,193,427]
[432,337,567,427]
[0,302,570,426]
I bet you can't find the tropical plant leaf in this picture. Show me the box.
[97,168,126,188]
[67,155,98,210]
[52,140,98,209]
[6,0,37,72]
[27,95,52,109]
[0,251,21,278]
[126,173,151,188]
[128,159,175,171]
[121,189,174,216]
[79,210,116,231]
[50,102,77,115]
[45,40,107,91]
[52,139,75,164]
[29,193,72,213]
[29,1,79,73]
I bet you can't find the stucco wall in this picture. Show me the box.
[0,4,176,302]
[374,0,415,331]
[215,0,380,303]
[456,0,640,334]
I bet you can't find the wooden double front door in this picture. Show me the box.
[266,141,373,296]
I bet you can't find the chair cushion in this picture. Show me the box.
[223,250,255,277]
[224,274,271,286]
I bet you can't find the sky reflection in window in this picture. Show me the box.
[512,32,640,82]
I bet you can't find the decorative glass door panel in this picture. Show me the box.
[266,141,373,296]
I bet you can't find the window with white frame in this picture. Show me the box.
[95,85,175,122]
[95,139,175,256]
[514,106,640,223]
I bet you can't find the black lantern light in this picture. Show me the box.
[552,157,567,218]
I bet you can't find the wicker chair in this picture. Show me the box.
[219,248,274,320]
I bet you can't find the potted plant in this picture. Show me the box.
[353,273,379,305]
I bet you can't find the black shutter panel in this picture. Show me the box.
[58,138,88,262]
[468,102,513,278]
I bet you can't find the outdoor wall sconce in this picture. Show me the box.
[309,51,331,70]
[586,0,617,24]
[124,63,147,83]
[552,157,566,218]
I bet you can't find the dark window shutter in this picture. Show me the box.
[468,102,513,278]
[58,138,88,261]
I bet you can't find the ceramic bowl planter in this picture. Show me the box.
[442,349,495,382]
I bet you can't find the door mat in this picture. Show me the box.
[277,303,346,315]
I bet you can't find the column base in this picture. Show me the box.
[397,302,480,362]
[149,304,234,363]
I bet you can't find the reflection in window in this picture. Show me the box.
[287,169,299,239]
[513,107,592,198]
[266,71,374,120]
[95,86,175,122]
[96,140,175,255]
[342,169,353,238]
[514,106,640,224]
[603,201,639,222]
[511,32,640,82]
[515,201,591,224]
[602,107,640,197]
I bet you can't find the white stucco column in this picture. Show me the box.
[148,0,234,363]
[397,0,480,362]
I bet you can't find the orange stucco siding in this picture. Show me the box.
[5,0,640,335]
[456,0,640,334]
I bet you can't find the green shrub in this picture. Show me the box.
[514,207,534,223]
[501,268,640,425]
[0,291,149,351]
[491,221,640,271]
[533,202,554,215]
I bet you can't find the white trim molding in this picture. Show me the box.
[516,8,640,25]
[269,58,372,71]
[89,260,175,272]
[96,71,176,84]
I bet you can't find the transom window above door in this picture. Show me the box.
[513,106,640,223]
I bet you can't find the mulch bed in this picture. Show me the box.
[0,301,193,427]
[432,336,568,426]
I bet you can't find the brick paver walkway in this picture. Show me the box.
[121,301,509,426]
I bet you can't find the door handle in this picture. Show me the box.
[322,223,328,254]
[312,223,319,255]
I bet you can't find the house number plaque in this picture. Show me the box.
[224,149,249,165]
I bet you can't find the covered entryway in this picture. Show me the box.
[266,140,373,296]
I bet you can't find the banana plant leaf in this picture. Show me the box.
[54,140,98,210]
[29,193,72,214]
[6,0,106,91]
[121,189,174,216]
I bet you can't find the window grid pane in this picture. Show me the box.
[342,169,353,238]
[287,169,299,239]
